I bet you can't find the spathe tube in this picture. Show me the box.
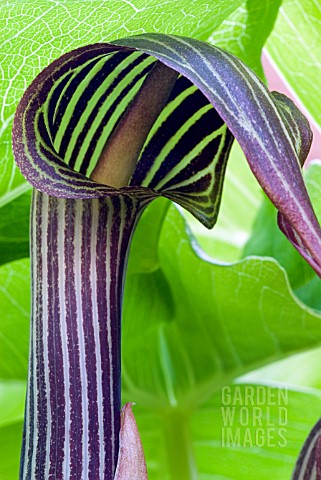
[12,33,321,479]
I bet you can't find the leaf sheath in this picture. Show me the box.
[21,191,141,479]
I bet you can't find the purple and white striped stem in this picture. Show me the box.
[22,192,143,479]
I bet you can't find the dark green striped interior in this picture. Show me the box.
[32,46,234,226]
[43,50,156,178]
[39,49,229,188]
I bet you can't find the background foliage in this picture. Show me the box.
[1,0,321,478]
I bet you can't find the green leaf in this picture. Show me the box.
[0,421,23,480]
[190,383,321,479]
[266,0,321,128]
[125,383,321,479]
[0,191,30,266]
[0,381,25,480]
[0,259,30,380]
[128,198,170,275]
[208,0,282,78]
[244,198,314,288]
[242,347,321,390]
[123,205,321,412]
[244,161,321,306]
[0,381,25,428]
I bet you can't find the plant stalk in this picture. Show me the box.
[21,191,141,479]
[162,409,197,480]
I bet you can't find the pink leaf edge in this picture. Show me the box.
[114,403,148,480]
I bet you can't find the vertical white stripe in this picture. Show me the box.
[58,200,70,478]
[23,195,37,479]
[40,194,52,479]
[90,200,105,477]
[297,432,319,479]
[30,207,38,476]
[117,196,128,301]
[74,201,88,479]
[105,198,116,473]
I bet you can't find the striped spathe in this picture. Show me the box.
[23,193,142,479]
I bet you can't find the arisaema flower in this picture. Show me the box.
[12,33,321,479]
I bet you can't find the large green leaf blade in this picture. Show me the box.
[191,383,321,479]
[123,204,321,412]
